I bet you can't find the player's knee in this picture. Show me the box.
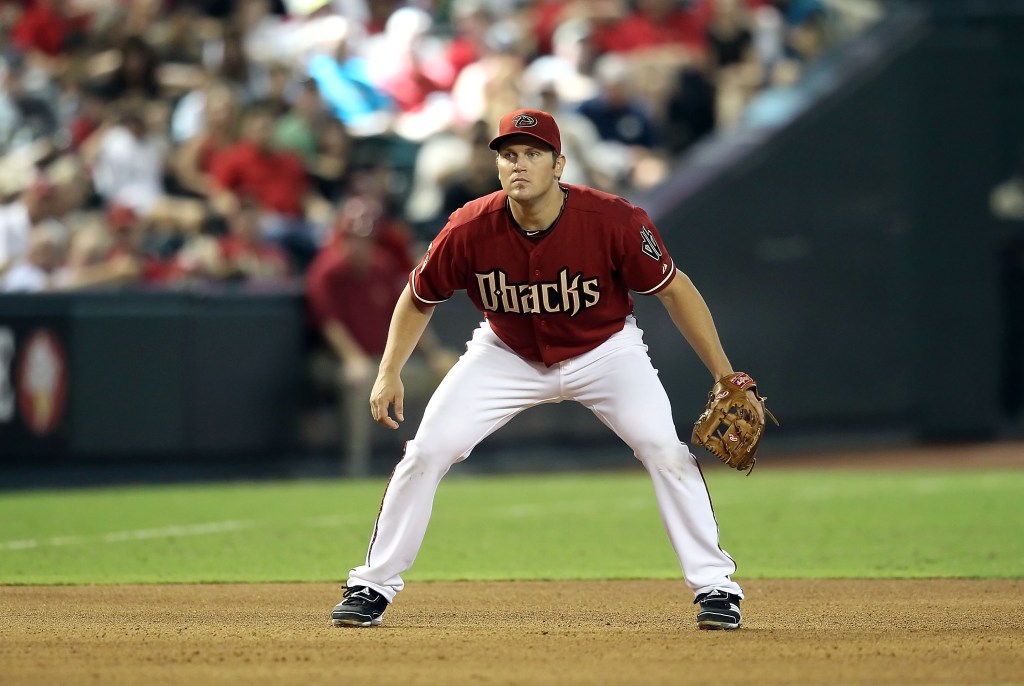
[633,441,689,470]
[403,440,462,473]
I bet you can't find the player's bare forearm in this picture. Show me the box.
[655,270,734,380]
[370,285,436,429]
[379,286,436,374]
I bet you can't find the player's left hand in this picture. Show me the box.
[369,370,405,430]
[691,372,778,474]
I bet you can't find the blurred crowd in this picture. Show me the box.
[0,0,885,462]
[0,0,868,296]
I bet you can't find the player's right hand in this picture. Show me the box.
[369,371,404,430]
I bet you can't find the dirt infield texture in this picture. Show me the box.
[2,578,1023,686]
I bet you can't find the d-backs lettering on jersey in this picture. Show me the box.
[475,268,599,316]
[410,184,676,365]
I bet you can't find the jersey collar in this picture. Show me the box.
[507,186,569,240]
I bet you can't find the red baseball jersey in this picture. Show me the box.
[410,184,677,365]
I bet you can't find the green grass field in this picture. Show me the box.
[0,466,1021,584]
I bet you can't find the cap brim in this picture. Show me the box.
[488,132,558,153]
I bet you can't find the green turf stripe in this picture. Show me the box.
[0,469,1021,584]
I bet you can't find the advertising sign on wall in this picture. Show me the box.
[0,321,70,456]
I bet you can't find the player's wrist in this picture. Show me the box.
[377,361,404,376]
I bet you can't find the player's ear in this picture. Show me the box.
[553,152,566,176]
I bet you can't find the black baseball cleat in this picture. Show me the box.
[331,586,389,627]
[694,590,742,630]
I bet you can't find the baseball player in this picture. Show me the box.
[332,109,751,630]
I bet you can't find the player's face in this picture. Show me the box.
[495,138,565,203]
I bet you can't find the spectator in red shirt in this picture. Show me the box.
[339,163,418,274]
[10,0,91,61]
[307,198,409,376]
[171,80,240,198]
[594,0,713,58]
[305,195,455,475]
[207,103,323,270]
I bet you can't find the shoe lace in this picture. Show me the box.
[694,590,732,605]
[343,586,380,602]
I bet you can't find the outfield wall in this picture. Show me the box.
[0,290,305,464]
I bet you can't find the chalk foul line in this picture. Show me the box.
[0,520,252,551]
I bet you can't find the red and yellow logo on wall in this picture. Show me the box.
[16,329,68,436]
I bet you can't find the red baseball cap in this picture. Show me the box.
[488,109,561,154]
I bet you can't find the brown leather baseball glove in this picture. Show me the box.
[691,372,778,474]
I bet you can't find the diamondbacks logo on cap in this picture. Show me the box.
[512,114,538,128]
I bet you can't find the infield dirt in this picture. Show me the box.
[2,578,1023,685]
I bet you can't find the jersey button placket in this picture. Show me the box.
[532,251,548,358]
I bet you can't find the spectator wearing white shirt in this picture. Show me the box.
[88,110,206,235]
[0,175,60,277]
[1,221,64,293]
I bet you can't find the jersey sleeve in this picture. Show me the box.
[618,208,676,295]
[408,223,465,306]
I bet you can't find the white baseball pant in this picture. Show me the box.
[348,316,744,601]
